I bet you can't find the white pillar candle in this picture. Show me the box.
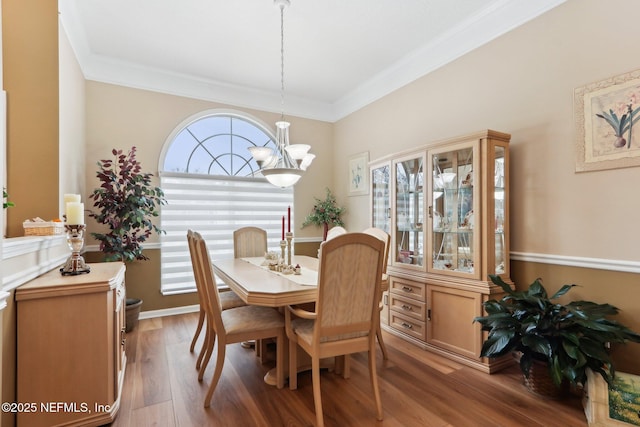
[66,202,84,225]
[63,194,81,204]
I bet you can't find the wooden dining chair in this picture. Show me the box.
[285,232,385,427]
[192,231,285,407]
[187,231,245,375]
[233,226,268,355]
[363,226,391,360]
[233,226,268,258]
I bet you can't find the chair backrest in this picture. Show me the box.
[362,227,390,275]
[314,233,385,344]
[192,231,225,335]
[325,226,347,241]
[187,230,207,309]
[233,226,268,258]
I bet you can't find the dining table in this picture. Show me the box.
[212,254,321,385]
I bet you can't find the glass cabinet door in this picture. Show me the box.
[393,154,424,268]
[371,163,391,233]
[428,143,479,277]
[493,145,507,275]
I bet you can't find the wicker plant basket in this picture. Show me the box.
[523,359,569,399]
[23,221,65,236]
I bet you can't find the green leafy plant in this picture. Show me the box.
[474,275,640,389]
[3,187,14,209]
[301,188,345,240]
[89,147,166,262]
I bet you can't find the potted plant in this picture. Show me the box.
[88,147,167,331]
[474,274,640,398]
[301,188,346,240]
[3,187,14,209]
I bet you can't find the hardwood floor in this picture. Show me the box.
[112,312,589,427]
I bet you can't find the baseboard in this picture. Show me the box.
[139,304,199,320]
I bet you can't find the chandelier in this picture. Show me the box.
[248,0,314,188]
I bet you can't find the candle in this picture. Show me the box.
[281,216,285,240]
[64,193,81,204]
[287,206,291,232]
[66,202,84,225]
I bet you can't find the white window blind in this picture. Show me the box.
[160,172,293,295]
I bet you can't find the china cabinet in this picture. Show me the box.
[16,263,127,426]
[370,130,512,373]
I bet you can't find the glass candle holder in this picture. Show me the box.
[60,224,91,275]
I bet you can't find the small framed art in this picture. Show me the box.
[348,152,369,196]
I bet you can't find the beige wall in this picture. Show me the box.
[333,0,640,372]
[59,22,86,208]
[2,0,59,237]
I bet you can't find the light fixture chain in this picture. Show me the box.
[280,3,285,121]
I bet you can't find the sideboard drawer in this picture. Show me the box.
[390,310,426,341]
[390,293,426,321]
[389,276,426,301]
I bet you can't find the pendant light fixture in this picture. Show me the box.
[249,0,314,188]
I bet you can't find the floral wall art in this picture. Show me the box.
[575,68,640,172]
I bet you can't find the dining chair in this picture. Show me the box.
[325,225,347,241]
[233,226,268,355]
[187,231,246,375]
[363,226,391,360]
[285,232,385,427]
[233,226,268,258]
[192,231,285,407]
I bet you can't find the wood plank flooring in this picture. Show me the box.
[112,312,589,427]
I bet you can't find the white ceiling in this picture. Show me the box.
[58,0,565,122]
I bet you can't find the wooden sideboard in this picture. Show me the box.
[15,262,126,427]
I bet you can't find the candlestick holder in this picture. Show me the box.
[280,239,287,263]
[285,232,293,266]
[60,224,91,276]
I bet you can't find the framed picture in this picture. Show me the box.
[583,369,640,426]
[348,152,369,196]
[575,69,640,172]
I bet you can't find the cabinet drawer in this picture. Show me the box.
[389,276,426,301]
[390,293,425,321]
[390,311,426,341]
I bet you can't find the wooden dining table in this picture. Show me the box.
[212,255,321,386]
[212,255,319,307]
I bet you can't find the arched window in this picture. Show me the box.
[159,110,294,295]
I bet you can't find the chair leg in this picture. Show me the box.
[289,336,298,390]
[376,321,389,360]
[275,331,284,389]
[190,308,205,352]
[312,356,324,427]
[204,340,226,408]
[342,354,351,379]
[196,320,213,371]
[368,340,383,421]
[198,325,216,381]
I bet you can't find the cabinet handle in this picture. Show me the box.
[401,322,413,330]
[121,328,126,346]
[427,309,431,321]
[401,304,412,311]
[401,286,413,293]
[428,205,432,218]
[383,294,388,305]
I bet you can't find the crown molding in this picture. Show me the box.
[59,0,566,123]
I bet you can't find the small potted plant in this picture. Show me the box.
[89,147,167,331]
[3,187,14,209]
[474,274,640,398]
[301,188,345,241]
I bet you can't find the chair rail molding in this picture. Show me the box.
[510,251,640,274]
